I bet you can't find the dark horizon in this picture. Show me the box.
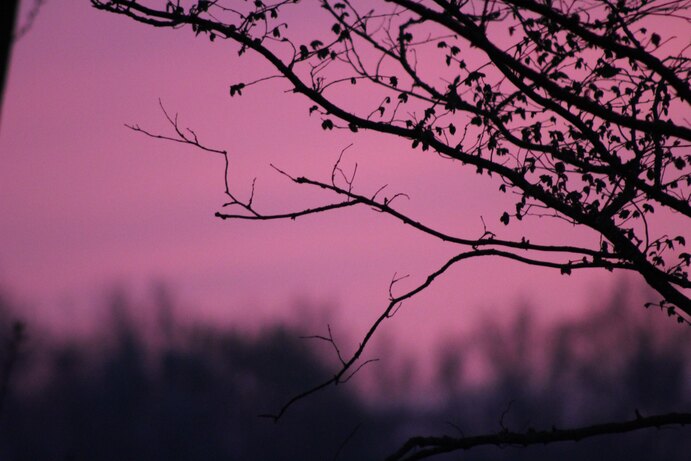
[0,281,688,460]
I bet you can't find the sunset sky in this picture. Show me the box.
[1,0,684,360]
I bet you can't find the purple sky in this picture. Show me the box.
[1,1,683,357]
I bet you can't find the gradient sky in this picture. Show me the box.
[1,1,684,360]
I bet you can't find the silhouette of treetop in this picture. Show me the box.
[93,0,690,320]
[91,0,690,458]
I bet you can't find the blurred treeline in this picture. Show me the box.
[0,282,688,461]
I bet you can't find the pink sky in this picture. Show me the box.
[0,1,684,360]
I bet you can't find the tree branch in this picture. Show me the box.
[387,412,691,461]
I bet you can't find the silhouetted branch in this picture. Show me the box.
[92,1,691,449]
[93,0,691,320]
[216,200,360,221]
[128,103,691,422]
[260,244,639,420]
[301,324,346,366]
[386,412,691,461]
[125,100,227,156]
[334,422,362,461]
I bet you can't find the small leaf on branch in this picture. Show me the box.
[229,83,245,96]
[651,33,661,46]
[596,63,620,78]
[500,212,510,225]
[321,119,334,130]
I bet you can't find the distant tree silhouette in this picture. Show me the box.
[425,282,691,461]
[0,301,24,420]
[90,0,690,458]
[0,290,383,461]
[0,285,688,460]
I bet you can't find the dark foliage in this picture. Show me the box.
[0,285,688,460]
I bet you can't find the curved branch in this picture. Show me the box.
[258,247,641,420]
[387,412,691,461]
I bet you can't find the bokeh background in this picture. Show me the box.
[0,1,689,459]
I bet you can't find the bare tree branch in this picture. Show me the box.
[387,412,691,461]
